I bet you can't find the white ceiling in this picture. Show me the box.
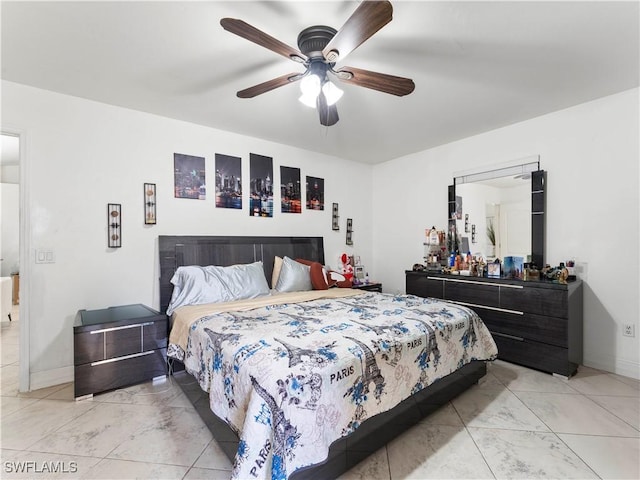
[1,1,638,164]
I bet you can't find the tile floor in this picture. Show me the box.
[1,308,639,479]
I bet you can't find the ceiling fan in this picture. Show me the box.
[220,0,415,126]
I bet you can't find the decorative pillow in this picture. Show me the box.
[272,256,283,289]
[275,256,313,292]
[167,265,231,315]
[295,258,329,290]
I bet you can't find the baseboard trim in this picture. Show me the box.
[584,354,640,380]
[30,366,73,391]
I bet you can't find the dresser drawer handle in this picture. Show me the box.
[428,277,523,289]
[491,331,525,342]
[90,322,155,334]
[449,300,524,316]
[90,350,155,366]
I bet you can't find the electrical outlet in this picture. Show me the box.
[622,324,635,337]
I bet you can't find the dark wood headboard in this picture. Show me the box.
[158,236,325,314]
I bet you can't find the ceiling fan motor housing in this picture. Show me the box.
[297,25,337,59]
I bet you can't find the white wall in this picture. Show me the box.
[1,81,374,388]
[4,80,639,386]
[373,88,640,379]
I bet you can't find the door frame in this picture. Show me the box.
[2,127,30,392]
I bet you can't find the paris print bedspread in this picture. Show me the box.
[175,292,498,480]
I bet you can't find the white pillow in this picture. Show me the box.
[167,266,231,315]
[213,261,270,301]
[166,261,270,315]
[275,256,313,292]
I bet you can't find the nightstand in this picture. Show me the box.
[74,304,168,399]
[352,282,382,293]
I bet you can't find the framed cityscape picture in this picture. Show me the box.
[249,153,273,217]
[174,153,205,199]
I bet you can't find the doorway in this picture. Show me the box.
[1,131,29,391]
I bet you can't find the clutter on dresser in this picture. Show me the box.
[422,225,447,271]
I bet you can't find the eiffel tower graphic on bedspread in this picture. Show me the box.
[344,336,385,400]
[250,375,300,476]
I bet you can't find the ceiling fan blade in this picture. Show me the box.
[221,18,307,63]
[317,91,339,126]
[335,66,415,96]
[322,1,393,63]
[237,72,303,98]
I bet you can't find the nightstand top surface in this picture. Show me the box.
[76,304,161,328]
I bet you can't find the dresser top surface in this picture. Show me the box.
[406,270,581,291]
[75,304,163,329]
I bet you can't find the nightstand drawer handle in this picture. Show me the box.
[90,350,154,366]
[90,322,154,334]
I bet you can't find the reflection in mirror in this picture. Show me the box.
[456,177,530,259]
[453,158,540,262]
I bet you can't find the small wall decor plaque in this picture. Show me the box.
[108,203,122,248]
[346,218,353,245]
[332,203,339,230]
[144,183,156,224]
[464,214,469,233]
[471,224,476,243]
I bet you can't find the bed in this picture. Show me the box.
[159,235,498,480]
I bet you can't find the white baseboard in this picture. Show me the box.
[30,366,73,391]
[584,354,640,381]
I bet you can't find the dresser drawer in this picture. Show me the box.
[500,286,567,318]
[406,275,444,299]
[490,333,576,377]
[74,347,167,398]
[475,307,568,348]
[444,280,499,308]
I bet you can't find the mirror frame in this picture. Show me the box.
[449,169,546,267]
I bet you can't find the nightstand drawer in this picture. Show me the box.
[73,304,168,398]
[74,319,167,364]
[74,348,167,398]
[105,320,167,358]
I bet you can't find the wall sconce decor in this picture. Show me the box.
[144,183,157,224]
[332,203,339,231]
[346,218,353,245]
[108,203,122,248]
[471,224,476,243]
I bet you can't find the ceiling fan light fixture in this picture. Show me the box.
[322,81,343,106]
[300,74,321,97]
[298,92,318,108]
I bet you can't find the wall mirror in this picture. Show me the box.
[449,157,545,267]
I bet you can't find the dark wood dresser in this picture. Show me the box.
[406,271,583,377]
[74,304,167,398]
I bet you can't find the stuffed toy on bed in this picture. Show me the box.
[295,258,352,289]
